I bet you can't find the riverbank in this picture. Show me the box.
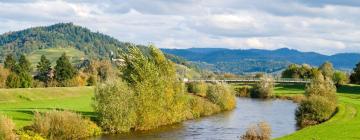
[274,84,360,140]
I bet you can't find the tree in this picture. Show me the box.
[18,55,31,72]
[35,55,52,84]
[0,65,10,88]
[296,72,337,127]
[54,53,77,86]
[16,55,32,88]
[333,71,349,87]
[350,62,360,84]
[251,76,274,98]
[6,73,20,88]
[4,54,16,71]
[319,61,334,79]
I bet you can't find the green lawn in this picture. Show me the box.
[0,87,94,128]
[275,84,360,140]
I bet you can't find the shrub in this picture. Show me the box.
[187,81,208,97]
[30,110,101,139]
[295,95,337,127]
[17,130,45,140]
[93,79,137,133]
[0,115,16,140]
[234,86,251,97]
[305,73,337,101]
[0,65,10,88]
[251,76,274,99]
[333,71,349,87]
[32,80,46,88]
[189,96,221,118]
[241,121,271,140]
[296,72,338,128]
[206,83,236,111]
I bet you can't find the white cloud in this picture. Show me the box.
[0,0,360,55]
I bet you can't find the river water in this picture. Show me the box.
[95,98,298,140]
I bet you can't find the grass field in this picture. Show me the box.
[275,84,360,140]
[0,86,94,128]
[0,84,359,139]
[27,47,86,67]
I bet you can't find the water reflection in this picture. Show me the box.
[95,98,297,140]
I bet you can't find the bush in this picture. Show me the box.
[30,110,101,139]
[251,76,274,99]
[0,115,16,140]
[241,121,271,140]
[206,83,236,111]
[93,79,137,133]
[17,130,45,140]
[187,81,208,97]
[0,65,10,88]
[295,95,337,127]
[189,96,221,118]
[305,73,337,101]
[234,86,251,97]
[296,72,338,128]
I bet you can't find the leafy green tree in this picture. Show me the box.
[333,71,349,87]
[319,61,334,79]
[4,54,16,71]
[121,45,189,130]
[54,53,77,86]
[35,55,52,84]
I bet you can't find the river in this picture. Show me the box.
[95,98,298,140]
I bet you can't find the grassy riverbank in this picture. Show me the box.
[275,84,360,140]
[1,84,359,139]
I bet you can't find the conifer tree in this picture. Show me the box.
[36,55,52,84]
[54,53,76,85]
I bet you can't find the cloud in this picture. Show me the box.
[0,0,360,55]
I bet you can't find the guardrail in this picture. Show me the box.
[187,78,311,84]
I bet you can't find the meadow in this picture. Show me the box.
[0,86,94,128]
[0,84,359,139]
[27,47,86,67]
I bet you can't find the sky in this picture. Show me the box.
[0,0,360,55]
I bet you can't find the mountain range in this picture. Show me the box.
[162,48,360,74]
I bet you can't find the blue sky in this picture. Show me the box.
[0,0,360,55]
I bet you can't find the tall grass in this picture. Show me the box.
[0,115,16,140]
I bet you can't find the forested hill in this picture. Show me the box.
[0,23,132,62]
[162,48,360,74]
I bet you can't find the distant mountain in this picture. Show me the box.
[0,23,134,62]
[0,23,192,69]
[162,48,360,74]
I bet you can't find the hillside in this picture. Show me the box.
[162,48,360,74]
[0,23,130,63]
